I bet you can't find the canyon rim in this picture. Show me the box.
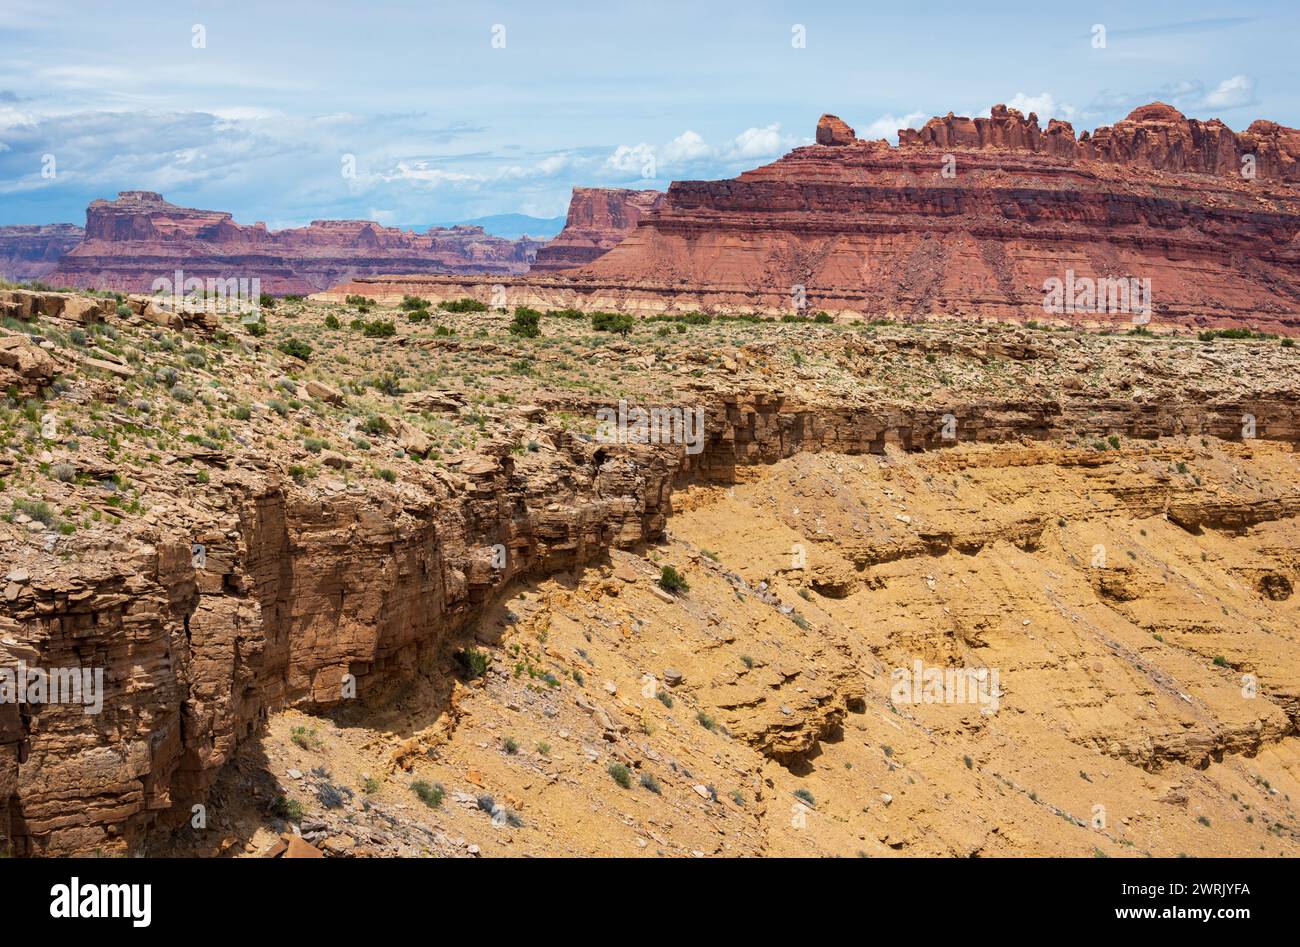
[0,0,1297,932]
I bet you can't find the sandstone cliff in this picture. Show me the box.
[45,192,543,295]
[529,187,663,271]
[2,287,1300,855]
[0,225,84,283]
[341,104,1300,334]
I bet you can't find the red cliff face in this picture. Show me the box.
[901,103,1300,181]
[46,192,544,294]
[478,102,1298,334]
[530,187,664,271]
[0,225,84,282]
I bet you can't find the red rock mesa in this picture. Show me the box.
[329,104,1300,335]
[45,191,544,295]
[529,187,664,271]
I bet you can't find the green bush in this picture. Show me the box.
[362,414,391,436]
[456,647,489,679]
[438,297,489,313]
[411,780,444,808]
[277,337,312,360]
[362,319,396,338]
[591,311,634,334]
[607,762,632,789]
[658,564,689,594]
[509,306,542,338]
[272,796,305,821]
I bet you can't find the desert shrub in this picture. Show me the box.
[509,306,542,338]
[290,726,320,750]
[607,762,632,789]
[411,780,445,808]
[438,297,488,313]
[361,414,391,435]
[658,564,689,594]
[362,319,396,338]
[455,647,489,679]
[277,338,313,360]
[12,498,57,526]
[591,311,634,334]
[271,796,305,821]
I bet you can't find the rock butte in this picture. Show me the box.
[325,103,1300,335]
[529,187,664,272]
[42,191,545,295]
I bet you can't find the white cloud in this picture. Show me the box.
[379,161,483,187]
[604,142,656,175]
[1202,75,1255,109]
[861,111,928,143]
[662,130,711,164]
[727,123,790,159]
[1000,94,1077,123]
[496,154,572,180]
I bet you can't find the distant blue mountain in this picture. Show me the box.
[421,213,566,240]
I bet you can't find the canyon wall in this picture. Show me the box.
[332,104,1300,334]
[3,379,1299,855]
[44,192,544,295]
[530,187,664,271]
[0,225,84,283]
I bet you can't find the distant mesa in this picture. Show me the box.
[326,103,1300,336]
[0,224,84,283]
[38,191,545,294]
[530,187,664,272]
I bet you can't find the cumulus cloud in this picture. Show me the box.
[727,123,785,158]
[861,111,928,143]
[604,142,656,175]
[1201,75,1256,109]
[661,130,711,164]
[1001,93,1077,123]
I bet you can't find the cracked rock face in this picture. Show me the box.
[815,114,856,146]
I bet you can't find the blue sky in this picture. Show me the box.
[0,0,1295,230]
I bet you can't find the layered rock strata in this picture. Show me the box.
[530,188,664,271]
[45,192,543,295]
[0,225,84,283]
[2,377,1299,854]
[328,104,1300,334]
